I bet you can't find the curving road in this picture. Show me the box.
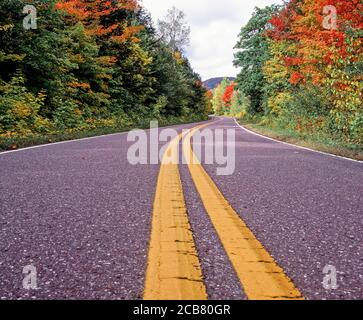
[0,117,362,300]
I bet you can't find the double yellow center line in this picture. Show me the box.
[144,122,303,300]
[143,131,207,300]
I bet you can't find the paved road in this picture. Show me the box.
[0,117,362,299]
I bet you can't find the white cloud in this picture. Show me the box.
[141,0,283,80]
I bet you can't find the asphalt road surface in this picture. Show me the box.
[0,117,362,300]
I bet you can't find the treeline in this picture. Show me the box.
[233,0,362,146]
[211,78,248,118]
[0,0,210,141]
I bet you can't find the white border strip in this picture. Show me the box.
[234,118,363,164]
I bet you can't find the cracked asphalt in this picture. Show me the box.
[0,117,362,299]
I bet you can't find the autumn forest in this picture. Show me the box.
[0,0,210,149]
[213,0,362,154]
[0,0,362,153]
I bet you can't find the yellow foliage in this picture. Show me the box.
[70,53,86,64]
[68,82,91,89]
[235,111,246,119]
[173,51,184,65]
[11,101,33,119]
[268,92,292,115]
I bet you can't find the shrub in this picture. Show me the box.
[0,73,47,135]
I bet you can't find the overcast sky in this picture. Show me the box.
[141,0,283,80]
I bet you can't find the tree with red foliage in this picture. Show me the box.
[268,0,363,85]
[223,83,236,108]
[264,0,362,143]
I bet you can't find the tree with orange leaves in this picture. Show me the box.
[267,0,362,142]
[268,0,362,86]
[236,0,362,144]
[56,0,143,42]
[222,83,236,109]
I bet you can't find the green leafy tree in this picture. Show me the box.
[234,5,281,114]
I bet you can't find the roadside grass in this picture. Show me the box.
[237,118,363,161]
[0,115,208,152]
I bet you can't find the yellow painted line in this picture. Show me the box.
[144,131,208,300]
[183,124,304,300]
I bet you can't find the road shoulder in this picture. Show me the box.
[236,119,363,163]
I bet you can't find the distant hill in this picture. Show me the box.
[203,77,236,90]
